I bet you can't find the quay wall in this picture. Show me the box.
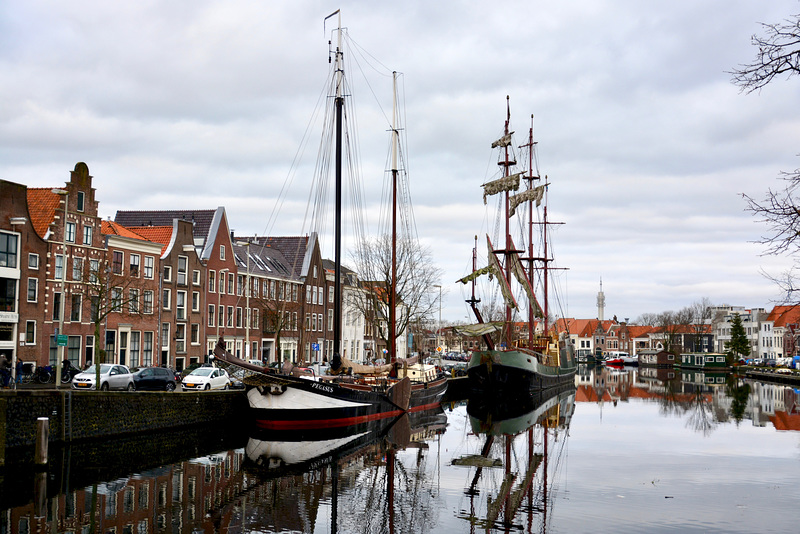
[0,390,249,466]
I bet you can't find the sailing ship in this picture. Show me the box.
[213,11,446,430]
[458,99,577,396]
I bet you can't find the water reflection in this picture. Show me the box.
[2,368,800,533]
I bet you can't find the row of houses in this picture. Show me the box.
[0,163,405,373]
[433,305,800,361]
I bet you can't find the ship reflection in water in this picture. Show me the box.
[7,366,800,533]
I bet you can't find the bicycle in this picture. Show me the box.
[18,362,35,384]
[34,366,53,384]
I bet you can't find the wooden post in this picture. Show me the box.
[35,417,49,467]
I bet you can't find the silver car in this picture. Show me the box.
[71,364,135,391]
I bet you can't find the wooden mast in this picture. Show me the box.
[389,72,399,363]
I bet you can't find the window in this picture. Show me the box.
[218,305,224,327]
[112,287,122,311]
[129,289,139,314]
[130,331,140,368]
[28,253,39,269]
[112,251,123,274]
[83,224,92,245]
[163,265,172,282]
[162,288,171,310]
[25,320,36,344]
[89,259,99,283]
[76,191,85,212]
[328,309,334,331]
[191,324,199,344]
[220,245,226,260]
[161,323,170,349]
[218,274,225,294]
[237,275,244,296]
[27,278,38,302]
[329,287,334,303]
[143,290,154,314]
[143,332,153,366]
[176,290,186,320]
[270,280,276,299]
[72,257,83,281]
[177,256,187,285]
[130,254,140,277]
[65,222,76,243]
[175,324,186,353]
[209,271,216,293]
[192,291,199,312]
[306,285,311,303]
[70,294,81,321]
[236,307,242,328]
[0,233,18,268]
[52,292,61,320]
[208,304,215,327]
[55,254,64,280]
[227,306,234,328]
[252,308,258,329]
[192,270,200,286]
[227,273,234,294]
[292,284,298,302]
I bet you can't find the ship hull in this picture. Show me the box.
[467,349,576,397]
[247,374,448,431]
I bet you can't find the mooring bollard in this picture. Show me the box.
[35,417,49,467]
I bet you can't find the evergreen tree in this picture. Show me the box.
[725,313,750,363]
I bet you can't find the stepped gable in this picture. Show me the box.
[115,209,216,246]
[26,187,62,238]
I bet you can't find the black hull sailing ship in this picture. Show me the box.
[213,12,446,430]
[460,99,576,397]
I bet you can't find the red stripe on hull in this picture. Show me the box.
[255,409,406,430]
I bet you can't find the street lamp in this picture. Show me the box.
[236,241,251,360]
[52,188,68,387]
[434,284,442,367]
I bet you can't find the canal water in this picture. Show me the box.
[2,365,800,533]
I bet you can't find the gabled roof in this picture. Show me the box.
[126,226,174,255]
[767,305,800,327]
[101,220,149,240]
[26,187,61,238]
[232,239,295,280]
[627,325,655,338]
[249,235,311,278]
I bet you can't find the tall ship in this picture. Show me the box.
[459,99,576,396]
[213,12,446,430]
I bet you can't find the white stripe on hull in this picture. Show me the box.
[246,433,368,464]
[247,385,371,410]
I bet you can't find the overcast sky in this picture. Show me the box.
[3,1,800,323]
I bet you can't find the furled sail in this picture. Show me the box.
[487,235,517,310]
[508,184,546,217]
[454,321,504,337]
[491,132,514,148]
[507,236,544,318]
[482,172,524,204]
[457,264,497,285]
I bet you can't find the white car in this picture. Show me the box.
[71,364,135,391]
[181,367,230,391]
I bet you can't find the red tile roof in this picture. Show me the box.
[127,226,174,255]
[767,305,800,327]
[101,220,149,241]
[26,187,61,238]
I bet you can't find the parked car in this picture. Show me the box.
[132,367,178,391]
[181,367,230,391]
[71,364,135,391]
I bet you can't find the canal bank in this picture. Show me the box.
[0,389,249,468]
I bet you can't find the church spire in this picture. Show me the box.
[597,277,605,321]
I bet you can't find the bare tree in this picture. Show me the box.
[251,281,303,363]
[73,257,151,389]
[350,234,443,355]
[732,12,800,300]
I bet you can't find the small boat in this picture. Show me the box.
[213,13,446,430]
[458,99,576,397]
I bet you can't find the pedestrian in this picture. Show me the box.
[16,359,23,384]
[0,355,11,388]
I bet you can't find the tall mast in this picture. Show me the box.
[327,9,344,360]
[501,96,513,348]
[389,71,399,363]
[526,115,537,348]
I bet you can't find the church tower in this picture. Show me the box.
[597,278,605,321]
